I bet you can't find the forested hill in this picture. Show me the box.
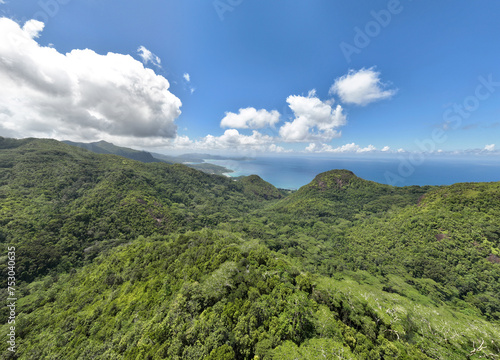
[1,137,499,359]
[269,169,435,220]
[0,137,280,282]
[63,140,161,163]
[63,139,233,176]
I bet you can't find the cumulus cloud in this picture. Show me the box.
[144,131,287,153]
[304,143,319,152]
[485,144,495,151]
[268,144,291,153]
[172,135,193,148]
[137,45,161,67]
[183,73,190,82]
[22,19,44,38]
[221,108,280,129]
[329,67,397,106]
[198,129,273,149]
[306,142,378,153]
[279,91,346,142]
[0,18,181,143]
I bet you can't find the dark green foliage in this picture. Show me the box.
[333,182,500,320]
[237,175,285,200]
[2,231,462,359]
[0,138,279,282]
[271,169,433,221]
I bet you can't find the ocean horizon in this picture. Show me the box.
[205,155,500,190]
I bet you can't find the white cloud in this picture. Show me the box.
[183,73,195,94]
[172,129,294,153]
[279,92,346,142]
[485,144,495,151]
[137,45,161,67]
[306,142,378,153]
[138,131,288,153]
[268,144,291,153]
[329,67,397,106]
[329,143,377,153]
[155,130,285,153]
[381,146,390,152]
[305,143,318,152]
[0,18,182,143]
[173,135,193,148]
[22,19,44,39]
[221,108,280,129]
[198,129,273,149]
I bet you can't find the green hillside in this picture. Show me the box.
[222,170,435,274]
[0,138,278,282]
[228,171,500,320]
[238,175,285,200]
[63,140,161,163]
[271,169,434,220]
[1,138,499,359]
[63,140,233,176]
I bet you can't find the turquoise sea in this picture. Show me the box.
[205,156,500,190]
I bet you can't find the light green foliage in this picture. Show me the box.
[272,339,356,359]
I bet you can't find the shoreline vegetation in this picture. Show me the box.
[0,136,499,359]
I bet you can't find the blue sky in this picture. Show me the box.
[0,0,499,156]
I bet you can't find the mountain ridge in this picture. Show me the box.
[63,139,160,163]
[63,139,235,175]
